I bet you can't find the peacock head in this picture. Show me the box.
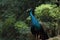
[26,8,35,16]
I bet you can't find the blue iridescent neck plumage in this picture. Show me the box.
[30,10,40,28]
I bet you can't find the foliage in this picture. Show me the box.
[0,0,60,40]
[15,21,30,33]
[49,7,60,20]
[35,4,60,37]
[35,4,57,20]
[14,21,31,40]
[35,4,60,22]
[0,20,3,36]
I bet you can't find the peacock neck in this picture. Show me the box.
[30,11,41,29]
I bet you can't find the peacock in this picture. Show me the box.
[29,9,49,40]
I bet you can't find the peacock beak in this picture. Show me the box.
[26,8,32,12]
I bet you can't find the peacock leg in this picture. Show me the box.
[37,35,38,40]
[39,34,42,40]
[35,34,37,40]
[38,35,40,40]
[36,34,38,40]
[37,34,39,40]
